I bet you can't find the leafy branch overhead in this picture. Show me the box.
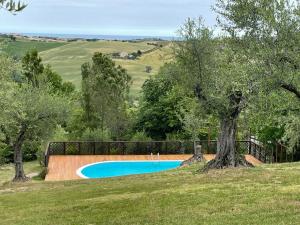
[0,0,26,13]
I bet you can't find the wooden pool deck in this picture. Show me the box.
[45,154,262,181]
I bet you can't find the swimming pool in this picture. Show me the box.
[77,160,182,179]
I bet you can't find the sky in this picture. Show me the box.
[0,0,217,36]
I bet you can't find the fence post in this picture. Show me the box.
[248,141,251,154]
[78,142,81,155]
[107,142,111,155]
[63,142,66,155]
[280,145,283,163]
[136,142,139,155]
[165,142,168,154]
[93,142,96,155]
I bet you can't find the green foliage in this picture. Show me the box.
[22,50,75,95]
[0,0,26,13]
[80,128,112,141]
[22,50,44,87]
[215,0,300,150]
[43,65,75,95]
[0,52,73,178]
[22,140,40,161]
[0,144,13,164]
[136,64,188,140]
[130,131,152,141]
[81,52,131,140]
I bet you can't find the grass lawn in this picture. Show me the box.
[0,162,299,225]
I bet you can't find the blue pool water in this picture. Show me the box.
[77,161,182,179]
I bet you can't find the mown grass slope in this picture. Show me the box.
[40,40,173,97]
[1,162,299,225]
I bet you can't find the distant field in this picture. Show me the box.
[0,38,67,58]
[1,38,173,97]
[40,40,174,97]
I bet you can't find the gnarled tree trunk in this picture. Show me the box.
[13,124,29,182]
[203,91,252,171]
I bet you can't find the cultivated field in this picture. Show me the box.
[1,162,300,225]
[40,40,174,97]
[0,38,67,58]
[1,38,173,97]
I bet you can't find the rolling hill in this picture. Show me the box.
[39,40,174,97]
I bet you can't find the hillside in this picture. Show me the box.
[0,38,67,58]
[40,40,174,97]
[1,162,300,224]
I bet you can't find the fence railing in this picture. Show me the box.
[43,140,294,167]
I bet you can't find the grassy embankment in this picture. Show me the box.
[0,162,299,225]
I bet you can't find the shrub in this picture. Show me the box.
[131,131,152,141]
[81,128,112,141]
[23,141,40,161]
[0,144,13,164]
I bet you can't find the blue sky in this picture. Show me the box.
[0,0,217,36]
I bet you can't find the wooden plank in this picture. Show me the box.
[45,154,262,181]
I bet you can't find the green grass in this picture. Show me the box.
[40,40,173,97]
[1,162,300,224]
[0,38,67,58]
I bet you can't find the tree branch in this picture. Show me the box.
[280,82,300,100]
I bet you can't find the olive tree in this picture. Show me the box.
[215,0,300,100]
[0,55,70,182]
[0,84,70,182]
[176,18,258,169]
[0,0,26,13]
[215,0,300,150]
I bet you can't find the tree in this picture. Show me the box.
[43,65,75,95]
[2,85,69,181]
[81,52,131,140]
[215,0,300,101]
[22,51,75,95]
[0,54,70,181]
[145,66,152,73]
[136,64,189,140]
[22,50,44,88]
[176,18,257,169]
[215,0,300,151]
[0,0,26,13]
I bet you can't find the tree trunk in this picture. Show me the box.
[181,142,203,166]
[203,116,252,171]
[13,124,29,182]
[203,91,252,171]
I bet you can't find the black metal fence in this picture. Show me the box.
[44,140,294,167]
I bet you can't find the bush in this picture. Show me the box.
[81,128,112,141]
[0,140,40,164]
[0,144,13,164]
[131,131,152,141]
[23,141,40,161]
